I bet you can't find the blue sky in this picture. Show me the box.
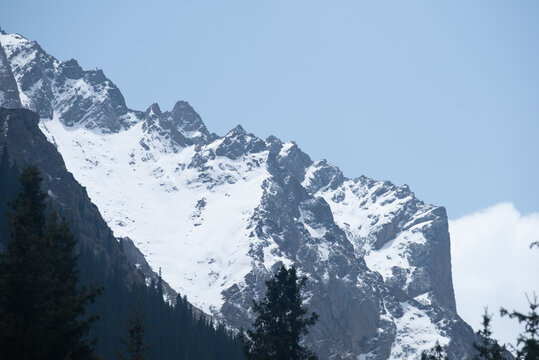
[2,1,538,219]
[2,0,538,346]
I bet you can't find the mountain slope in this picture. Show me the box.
[0,29,477,359]
[0,107,244,360]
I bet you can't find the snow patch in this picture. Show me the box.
[414,293,432,306]
[278,141,294,158]
[364,230,426,283]
[389,302,450,358]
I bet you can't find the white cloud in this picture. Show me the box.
[449,203,539,349]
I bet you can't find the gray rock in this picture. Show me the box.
[215,125,266,160]
[0,43,21,109]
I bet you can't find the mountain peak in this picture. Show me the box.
[265,135,283,154]
[215,124,266,159]
[59,59,83,79]
[172,100,193,114]
[169,100,209,137]
[265,134,281,143]
[227,124,246,136]
[64,58,79,66]
[146,103,162,116]
[0,30,128,131]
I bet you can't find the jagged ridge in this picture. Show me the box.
[0,29,477,359]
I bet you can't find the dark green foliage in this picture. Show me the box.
[0,165,101,360]
[43,210,103,359]
[0,165,48,359]
[77,241,245,360]
[500,295,539,360]
[244,265,319,360]
[118,298,151,360]
[473,308,507,360]
[157,267,163,300]
[0,144,18,249]
[420,341,449,360]
[0,146,17,250]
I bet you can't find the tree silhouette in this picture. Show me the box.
[244,265,318,360]
[420,341,449,360]
[118,297,151,360]
[0,165,101,360]
[500,294,539,360]
[473,308,507,360]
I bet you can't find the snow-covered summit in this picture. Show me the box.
[0,31,130,132]
[142,100,215,148]
[0,30,476,359]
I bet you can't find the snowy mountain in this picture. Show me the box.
[0,29,477,359]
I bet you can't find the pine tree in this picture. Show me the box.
[43,209,103,359]
[0,143,9,192]
[157,267,163,300]
[0,144,19,247]
[500,294,539,360]
[473,308,507,360]
[420,341,449,360]
[118,298,151,360]
[0,165,101,360]
[244,265,319,360]
[0,165,50,359]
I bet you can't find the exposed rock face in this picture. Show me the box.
[0,30,479,359]
[0,34,21,109]
[140,100,216,152]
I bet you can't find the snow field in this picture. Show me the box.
[40,116,269,313]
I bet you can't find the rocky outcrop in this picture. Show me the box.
[0,36,21,109]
